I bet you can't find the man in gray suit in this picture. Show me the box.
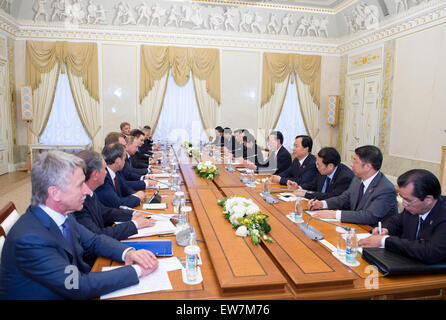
[308,145,397,227]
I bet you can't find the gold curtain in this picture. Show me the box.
[26,40,100,148]
[140,45,220,104]
[261,52,321,107]
[26,41,99,103]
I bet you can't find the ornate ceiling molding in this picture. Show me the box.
[188,0,356,14]
[0,0,445,56]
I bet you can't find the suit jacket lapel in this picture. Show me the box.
[31,206,74,259]
[356,172,382,210]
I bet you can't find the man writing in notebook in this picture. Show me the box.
[359,169,446,264]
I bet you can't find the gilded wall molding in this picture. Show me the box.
[380,40,396,154]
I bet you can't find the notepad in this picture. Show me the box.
[121,239,173,256]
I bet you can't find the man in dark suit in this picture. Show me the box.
[359,169,446,264]
[271,135,318,186]
[130,129,162,170]
[232,129,245,159]
[223,127,236,155]
[123,135,160,190]
[242,133,264,167]
[120,121,131,138]
[288,147,354,200]
[309,145,397,227]
[0,151,158,300]
[95,143,145,209]
[210,126,225,147]
[73,150,156,266]
[246,131,291,175]
[140,126,160,156]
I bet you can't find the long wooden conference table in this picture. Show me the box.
[92,147,446,300]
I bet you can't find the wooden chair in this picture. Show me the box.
[0,202,20,237]
[0,202,20,260]
[0,226,5,259]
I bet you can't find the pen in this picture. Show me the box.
[158,234,175,237]
[378,221,382,235]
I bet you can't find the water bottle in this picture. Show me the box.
[263,177,271,196]
[172,191,183,216]
[179,205,192,226]
[171,173,180,191]
[294,197,304,223]
[184,231,200,283]
[345,228,358,264]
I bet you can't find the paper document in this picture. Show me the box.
[128,219,176,238]
[356,233,383,254]
[151,173,170,178]
[156,179,170,190]
[278,193,297,202]
[319,239,337,252]
[158,257,185,272]
[305,210,340,223]
[100,266,172,299]
[143,203,168,210]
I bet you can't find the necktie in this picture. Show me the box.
[415,216,424,240]
[113,175,118,192]
[356,182,365,209]
[61,220,78,266]
[321,177,331,193]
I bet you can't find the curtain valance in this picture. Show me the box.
[140,46,220,105]
[262,53,321,107]
[26,41,99,102]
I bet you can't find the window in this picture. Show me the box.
[274,76,307,153]
[39,66,92,146]
[153,70,207,145]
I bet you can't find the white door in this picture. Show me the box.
[0,60,10,175]
[342,72,381,162]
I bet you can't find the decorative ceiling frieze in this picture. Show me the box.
[0,0,443,56]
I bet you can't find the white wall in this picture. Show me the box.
[219,50,261,135]
[389,23,446,164]
[101,43,139,139]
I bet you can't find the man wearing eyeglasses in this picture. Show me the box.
[358,169,446,264]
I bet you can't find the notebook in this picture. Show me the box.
[121,239,173,256]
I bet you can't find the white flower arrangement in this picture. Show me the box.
[181,141,192,149]
[193,161,219,181]
[187,147,201,158]
[217,196,272,245]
